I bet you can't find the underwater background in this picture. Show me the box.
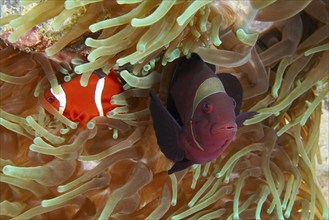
[0,0,328,219]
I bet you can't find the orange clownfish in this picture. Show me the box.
[44,69,123,127]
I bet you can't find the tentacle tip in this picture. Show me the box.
[7,34,18,44]
[136,45,146,53]
[87,55,95,62]
[215,174,222,178]
[70,123,78,129]
[284,212,291,219]
[131,18,142,27]
[29,144,36,151]
[116,59,126,66]
[73,66,82,74]
[85,37,93,46]
[57,185,65,193]
[176,17,185,26]
[41,200,50,207]
[89,24,99,33]
[2,165,12,175]
[271,91,279,98]
[213,39,222,46]
[87,122,95,130]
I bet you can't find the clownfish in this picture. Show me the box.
[149,54,256,174]
[44,69,122,127]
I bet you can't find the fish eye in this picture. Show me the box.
[47,96,55,103]
[202,101,213,113]
[232,98,236,107]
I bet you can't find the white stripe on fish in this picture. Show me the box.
[94,77,105,116]
[51,85,66,114]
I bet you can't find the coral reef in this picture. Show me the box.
[0,0,328,219]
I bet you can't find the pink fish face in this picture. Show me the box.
[186,93,237,163]
[149,54,257,174]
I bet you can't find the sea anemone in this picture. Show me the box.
[0,0,328,219]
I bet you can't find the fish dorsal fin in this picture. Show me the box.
[191,53,216,73]
[216,73,243,115]
[169,53,204,87]
[206,63,216,73]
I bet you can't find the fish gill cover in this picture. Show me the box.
[0,0,328,219]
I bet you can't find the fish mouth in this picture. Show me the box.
[211,123,237,135]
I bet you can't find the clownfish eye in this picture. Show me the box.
[232,98,236,107]
[47,96,55,103]
[202,101,213,113]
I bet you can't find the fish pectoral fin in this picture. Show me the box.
[167,92,183,126]
[168,158,192,174]
[149,91,185,162]
[68,110,91,127]
[236,111,258,127]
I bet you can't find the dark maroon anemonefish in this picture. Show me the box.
[44,69,122,127]
[149,54,256,174]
